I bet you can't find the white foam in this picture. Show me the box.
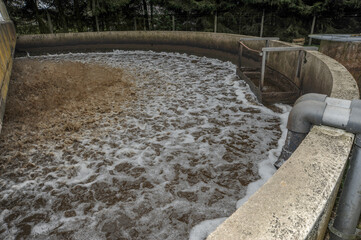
[189,217,227,240]
[2,50,290,240]
[189,104,290,239]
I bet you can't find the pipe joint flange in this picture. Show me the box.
[329,219,357,240]
[351,99,361,110]
[346,108,361,134]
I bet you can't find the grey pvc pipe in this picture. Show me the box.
[276,93,361,238]
[274,131,307,169]
[276,96,361,169]
[275,100,325,169]
[329,134,361,240]
[294,93,327,105]
[287,100,326,133]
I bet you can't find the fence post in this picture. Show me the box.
[260,51,266,91]
[172,15,175,31]
[260,9,265,37]
[309,15,316,45]
[214,11,217,33]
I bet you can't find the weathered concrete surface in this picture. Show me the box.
[320,41,361,94]
[17,31,352,97]
[16,31,246,64]
[208,126,354,240]
[0,17,16,132]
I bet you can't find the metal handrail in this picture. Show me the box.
[261,46,318,53]
[239,37,280,41]
[239,41,262,55]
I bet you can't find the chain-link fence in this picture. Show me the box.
[10,9,361,44]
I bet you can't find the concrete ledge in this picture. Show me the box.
[0,21,16,131]
[15,31,360,239]
[319,40,361,94]
[16,31,246,63]
[208,126,354,239]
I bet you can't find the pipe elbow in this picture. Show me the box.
[287,100,326,133]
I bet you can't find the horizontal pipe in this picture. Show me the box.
[325,98,352,109]
[294,93,327,105]
[322,105,351,129]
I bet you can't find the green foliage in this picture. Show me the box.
[4,0,361,42]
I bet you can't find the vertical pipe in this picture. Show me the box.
[260,51,266,91]
[309,15,316,45]
[260,9,265,37]
[330,134,361,240]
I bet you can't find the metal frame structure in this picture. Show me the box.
[260,46,318,90]
[237,38,319,104]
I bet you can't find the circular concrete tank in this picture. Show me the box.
[310,34,361,94]
[2,31,359,239]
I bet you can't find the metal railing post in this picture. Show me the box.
[260,51,266,91]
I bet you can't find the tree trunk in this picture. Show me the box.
[74,0,81,31]
[150,0,154,30]
[27,0,46,33]
[172,15,175,31]
[92,0,99,32]
[46,10,53,33]
[55,0,68,32]
[142,0,150,30]
[134,17,137,30]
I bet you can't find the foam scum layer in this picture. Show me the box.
[0,51,288,239]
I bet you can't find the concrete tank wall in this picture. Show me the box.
[15,31,359,239]
[319,40,361,94]
[0,5,16,132]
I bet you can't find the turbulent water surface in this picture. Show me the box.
[0,51,289,240]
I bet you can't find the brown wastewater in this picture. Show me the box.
[0,51,289,240]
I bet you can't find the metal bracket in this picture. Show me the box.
[328,219,357,240]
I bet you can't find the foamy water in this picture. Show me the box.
[0,50,290,239]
